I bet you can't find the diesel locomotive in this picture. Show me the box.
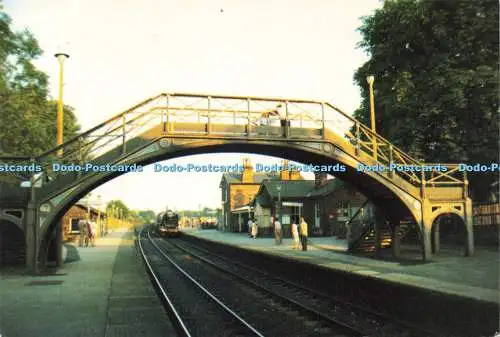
[156,209,180,237]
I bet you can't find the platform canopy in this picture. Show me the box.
[232,206,253,214]
[282,201,303,207]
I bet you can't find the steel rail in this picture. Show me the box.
[146,228,265,337]
[162,238,367,337]
[173,237,442,337]
[137,227,192,337]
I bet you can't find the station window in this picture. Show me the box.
[314,204,321,228]
[337,201,350,218]
[70,218,80,233]
[290,206,301,223]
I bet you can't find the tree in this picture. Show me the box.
[0,4,81,157]
[106,200,130,219]
[353,0,499,201]
[137,210,156,223]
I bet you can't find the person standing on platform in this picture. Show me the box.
[299,217,308,251]
[291,220,300,249]
[251,220,258,239]
[78,218,88,247]
[274,217,282,245]
[88,218,97,247]
[248,219,253,237]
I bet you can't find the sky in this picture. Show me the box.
[3,0,382,212]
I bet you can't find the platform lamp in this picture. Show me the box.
[96,195,102,236]
[366,75,377,161]
[55,53,69,157]
[84,192,92,220]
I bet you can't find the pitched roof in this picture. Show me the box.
[221,172,280,185]
[306,179,347,197]
[74,202,106,215]
[262,180,315,198]
[260,178,347,199]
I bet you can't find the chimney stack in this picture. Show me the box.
[314,172,328,188]
[280,160,290,180]
[241,158,254,183]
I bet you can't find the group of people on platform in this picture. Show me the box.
[78,218,98,248]
[247,216,309,251]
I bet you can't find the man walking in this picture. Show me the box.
[78,218,88,247]
[274,217,282,245]
[300,217,308,251]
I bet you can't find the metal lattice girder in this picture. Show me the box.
[0,92,467,198]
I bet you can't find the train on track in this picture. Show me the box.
[155,209,180,237]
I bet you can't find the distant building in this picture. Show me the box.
[60,202,107,242]
[219,158,303,231]
[250,172,374,237]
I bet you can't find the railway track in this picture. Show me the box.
[140,225,366,336]
[138,227,265,336]
[169,236,443,337]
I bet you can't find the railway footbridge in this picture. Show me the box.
[0,93,472,272]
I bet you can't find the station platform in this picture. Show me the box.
[0,229,175,337]
[183,229,499,305]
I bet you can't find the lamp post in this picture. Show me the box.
[366,75,377,161]
[84,193,92,220]
[96,195,102,236]
[55,53,69,157]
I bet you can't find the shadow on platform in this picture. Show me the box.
[63,243,81,263]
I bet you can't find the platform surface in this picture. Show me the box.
[183,229,500,304]
[0,229,176,337]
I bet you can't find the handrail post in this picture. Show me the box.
[121,114,126,154]
[285,101,290,138]
[388,144,393,178]
[247,98,251,136]
[355,122,360,156]
[321,103,325,139]
[166,95,170,133]
[207,96,211,134]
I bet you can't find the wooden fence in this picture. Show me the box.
[473,202,500,226]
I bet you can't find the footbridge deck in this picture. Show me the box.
[0,93,472,271]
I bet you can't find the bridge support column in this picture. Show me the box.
[432,221,440,254]
[464,198,474,256]
[391,223,401,258]
[25,202,39,274]
[421,225,432,261]
[55,222,63,267]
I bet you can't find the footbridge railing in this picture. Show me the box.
[0,93,467,193]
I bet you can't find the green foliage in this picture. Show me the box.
[136,210,156,223]
[106,199,130,219]
[0,6,81,157]
[177,207,221,217]
[354,0,499,201]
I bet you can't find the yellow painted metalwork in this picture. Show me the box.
[0,92,475,260]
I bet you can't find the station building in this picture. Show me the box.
[59,202,107,242]
[219,159,375,237]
